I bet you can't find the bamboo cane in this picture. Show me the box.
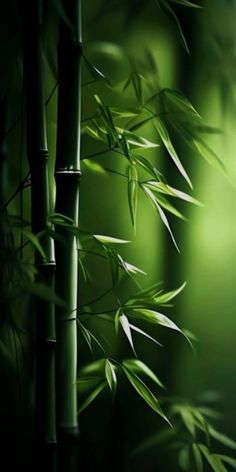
[54,0,82,469]
[23,2,57,470]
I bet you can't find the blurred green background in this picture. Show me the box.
[2,0,236,470]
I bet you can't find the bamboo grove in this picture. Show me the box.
[1,0,236,471]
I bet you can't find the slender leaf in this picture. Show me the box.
[78,381,107,415]
[105,359,117,393]
[127,164,139,227]
[154,117,192,188]
[192,444,203,472]
[119,313,136,355]
[143,185,179,251]
[123,359,164,388]
[123,368,169,423]
[129,323,163,347]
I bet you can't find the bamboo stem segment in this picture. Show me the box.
[23,2,57,470]
[54,1,82,469]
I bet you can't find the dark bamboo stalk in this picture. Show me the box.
[54,1,82,470]
[23,2,57,470]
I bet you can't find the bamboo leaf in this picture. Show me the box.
[192,444,203,472]
[198,445,228,472]
[217,455,236,469]
[115,307,122,334]
[21,229,46,259]
[79,359,106,376]
[94,234,130,244]
[122,359,164,388]
[25,282,66,307]
[179,446,190,471]
[105,359,117,393]
[207,425,236,450]
[123,368,170,423]
[78,321,105,354]
[143,185,179,252]
[154,117,192,188]
[123,130,159,150]
[126,282,163,303]
[154,193,186,220]
[127,164,139,227]
[134,154,160,179]
[173,405,196,436]
[169,0,201,8]
[162,88,200,116]
[154,281,186,305]
[192,139,226,174]
[127,307,189,344]
[110,107,140,118]
[119,313,136,355]
[78,381,107,415]
[120,259,147,276]
[131,72,143,104]
[77,377,102,393]
[159,0,190,53]
[51,0,73,29]
[145,181,203,206]
[83,56,108,83]
[129,323,163,347]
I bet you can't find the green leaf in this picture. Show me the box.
[143,186,179,252]
[134,154,160,179]
[131,72,143,104]
[179,446,190,471]
[154,117,192,188]
[163,88,200,116]
[25,282,66,307]
[120,258,147,276]
[192,139,226,174]
[122,359,164,388]
[21,229,46,259]
[83,159,107,175]
[127,164,139,227]
[78,381,107,415]
[79,359,106,376]
[207,425,236,450]
[198,445,228,472]
[77,377,102,393]
[105,359,117,393]
[192,444,203,472]
[78,321,105,354]
[83,56,107,83]
[49,212,74,225]
[154,193,186,220]
[127,308,190,345]
[173,405,196,436]
[154,281,186,305]
[118,128,159,150]
[110,107,140,118]
[217,455,236,469]
[122,367,169,423]
[51,0,73,29]
[129,323,162,347]
[119,313,136,355]
[145,181,202,206]
[115,307,122,334]
[169,0,201,8]
[159,0,190,54]
[94,234,130,244]
[94,95,118,146]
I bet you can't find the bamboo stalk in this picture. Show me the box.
[22,2,57,470]
[54,1,82,469]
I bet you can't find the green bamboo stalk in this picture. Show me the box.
[23,2,57,470]
[54,1,82,469]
